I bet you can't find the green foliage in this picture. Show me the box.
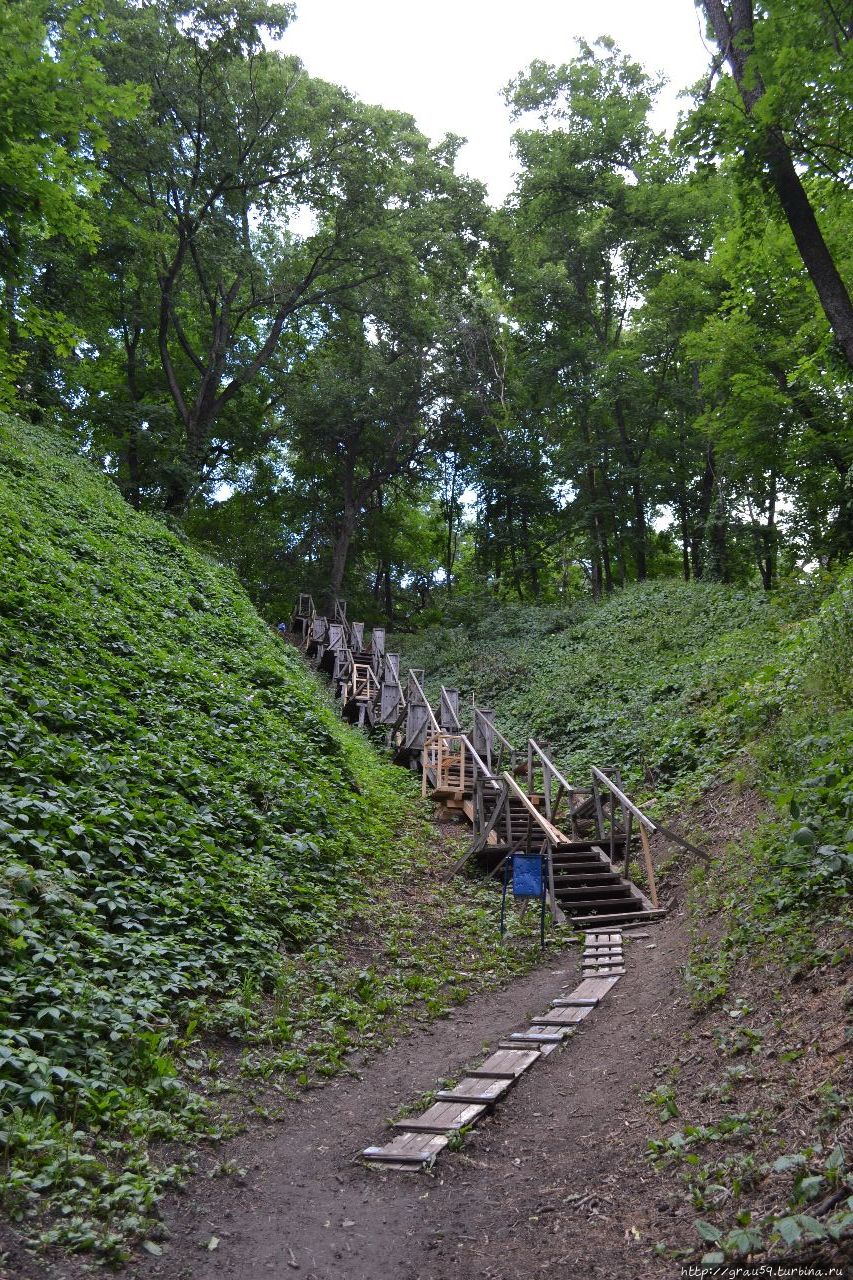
[0,0,140,403]
[395,580,789,800]
[0,415,548,1258]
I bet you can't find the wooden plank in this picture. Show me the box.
[394,1101,485,1133]
[571,910,664,926]
[362,1132,449,1164]
[502,1028,566,1045]
[531,1005,591,1026]
[552,995,599,1007]
[469,1049,540,1078]
[435,1076,512,1104]
[571,976,621,999]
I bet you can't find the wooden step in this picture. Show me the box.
[555,888,638,903]
[570,908,665,926]
[469,1049,540,1079]
[393,1101,486,1133]
[362,1132,449,1166]
[555,896,642,911]
[551,857,610,869]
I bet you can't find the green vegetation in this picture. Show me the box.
[0,0,850,1269]
[0,416,547,1262]
[397,573,852,930]
[2,2,850,619]
[398,561,852,1267]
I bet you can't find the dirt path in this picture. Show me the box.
[121,904,692,1280]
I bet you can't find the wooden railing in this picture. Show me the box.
[343,661,379,707]
[380,653,406,728]
[525,738,594,839]
[590,765,658,909]
[472,705,517,778]
[403,670,441,753]
[439,685,462,731]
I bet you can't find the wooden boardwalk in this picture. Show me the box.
[290,594,697,926]
[362,929,625,1169]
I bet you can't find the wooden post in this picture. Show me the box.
[639,826,658,909]
[592,778,606,840]
[609,792,615,865]
[547,842,559,922]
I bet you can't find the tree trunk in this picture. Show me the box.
[613,399,648,579]
[631,480,648,581]
[328,466,358,607]
[383,563,393,623]
[693,445,717,579]
[702,0,853,366]
[678,481,691,582]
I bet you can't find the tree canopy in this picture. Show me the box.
[0,0,850,619]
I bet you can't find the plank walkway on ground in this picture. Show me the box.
[362,930,624,1171]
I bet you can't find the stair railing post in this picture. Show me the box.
[546,838,559,923]
[609,786,616,866]
[639,825,659,909]
[592,776,606,840]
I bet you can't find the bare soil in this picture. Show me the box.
[3,787,850,1280]
[123,914,690,1280]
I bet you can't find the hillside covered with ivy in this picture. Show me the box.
[397,575,852,969]
[0,416,536,1264]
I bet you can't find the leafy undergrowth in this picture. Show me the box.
[643,916,852,1269]
[397,576,852,1264]
[394,580,830,805]
[0,416,553,1267]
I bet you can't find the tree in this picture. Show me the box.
[0,0,138,405]
[91,0,482,511]
[491,40,717,593]
[697,0,853,365]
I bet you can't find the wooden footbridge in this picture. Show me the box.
[289,594,692,929]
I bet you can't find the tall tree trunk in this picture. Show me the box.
[597,510,614,593]
[601,470,628,586]
[383,563,393,623]
[614,399,648,579]
[631,479,648,580]
[693,444,717,578]
[328,468,357,607]
[702,0,853,366]
[123,326,143,510]
[678,480,691,582]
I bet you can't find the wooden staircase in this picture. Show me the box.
[290,594,686,928]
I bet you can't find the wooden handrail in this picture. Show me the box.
[407,669,441,735]
[473,705,516,755]
[502,772,568,845]
[527,738,577,800]
[439,685,463,731]
[590,765,658,832]
[460,733,496,783]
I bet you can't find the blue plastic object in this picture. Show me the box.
[512,854,544,898]
[500,852,548,947]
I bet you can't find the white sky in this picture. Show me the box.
[279,0,713,204]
